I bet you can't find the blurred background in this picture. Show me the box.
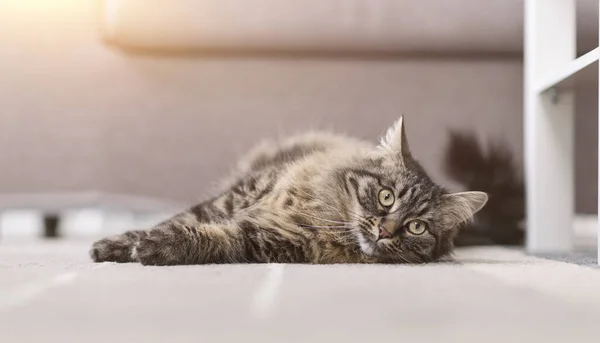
[0,0,597,241]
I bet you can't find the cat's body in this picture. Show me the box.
[91,118,487,265]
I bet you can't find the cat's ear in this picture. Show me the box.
[440,191,488,227]
[378,116,414,162]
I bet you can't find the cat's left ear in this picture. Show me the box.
[440,191,488,227]
[378,116,414,162]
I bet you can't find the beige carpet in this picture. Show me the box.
[1,240,599,343]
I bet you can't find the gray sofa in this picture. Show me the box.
[0,0,597,236]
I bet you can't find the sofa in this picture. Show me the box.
[0,0,597,236]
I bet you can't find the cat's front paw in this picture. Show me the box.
[90,236,136,263]
[136,229,185,266]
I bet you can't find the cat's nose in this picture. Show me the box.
[378,219,400,239]
[378,226,392,240]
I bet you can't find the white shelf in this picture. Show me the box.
[525,0,599,264]
[535,47,599,92]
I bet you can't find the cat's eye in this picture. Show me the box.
[378,189,395,207]
[406,220,427,235]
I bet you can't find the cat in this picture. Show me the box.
[90,117,488,265]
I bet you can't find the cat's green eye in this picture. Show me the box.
[378,189,395,207]
[406,220,427,235]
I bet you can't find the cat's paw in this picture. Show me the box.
[136,229,184,266]
[90,236,136,263]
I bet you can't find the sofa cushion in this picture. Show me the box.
[103,0,598,54]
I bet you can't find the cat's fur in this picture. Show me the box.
[90,117,488,265]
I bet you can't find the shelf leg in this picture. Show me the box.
[524,0,576,253]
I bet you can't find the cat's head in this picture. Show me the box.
[342,117,487,263]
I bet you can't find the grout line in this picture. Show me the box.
[0,272,78,312]
[250,263,285,320]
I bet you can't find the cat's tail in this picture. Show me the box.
[443,130,525,246]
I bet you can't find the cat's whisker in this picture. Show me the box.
[295,191,369,223]
[296,198,370,227]
[291,211,353,226]
[406,253,423,264]
[296,209,369,229]
[396,253,413,264]
[302,223,349,228]
[293,187,367,221]
[262,207,358,231]
[298,224,354,230]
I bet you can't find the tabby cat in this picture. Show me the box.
[90,117,487,265]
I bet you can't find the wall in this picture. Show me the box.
[0,1,596,213]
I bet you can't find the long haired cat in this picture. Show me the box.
[90,117,487,265]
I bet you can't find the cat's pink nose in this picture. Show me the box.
[378,227,392,240]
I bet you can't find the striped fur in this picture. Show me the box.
[90,117,488,265]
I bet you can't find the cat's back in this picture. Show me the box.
[215,131,371,208]
[238,131,372,175]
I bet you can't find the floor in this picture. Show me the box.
[1,240,600,343]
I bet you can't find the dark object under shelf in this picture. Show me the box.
[444,130,525,246]
[43,214,61,238]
